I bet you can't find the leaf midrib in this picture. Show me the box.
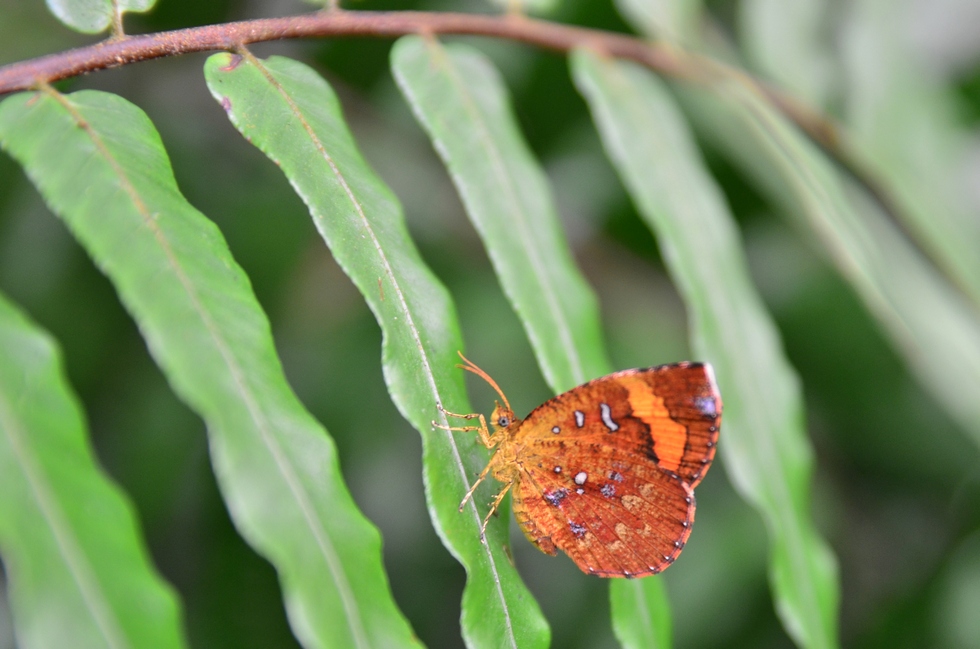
[48,86,369,649]
[424,37,587,387]
[0,380,129,649]
[244,52,520,649]
[594,59,830,645]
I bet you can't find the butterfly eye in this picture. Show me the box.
[497,416,510,427]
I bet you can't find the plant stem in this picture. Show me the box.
[0,10,829,144]
[0,8,946,298]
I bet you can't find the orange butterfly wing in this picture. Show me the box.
[509,362,721,577]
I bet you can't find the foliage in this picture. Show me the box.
[1,1,979,648]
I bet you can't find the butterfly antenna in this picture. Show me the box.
[456,351,511,411]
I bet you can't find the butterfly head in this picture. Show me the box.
[490,401,518,432]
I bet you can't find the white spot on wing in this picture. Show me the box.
[574,410,585,427]
[574,471,587,485]
[694,396,717,417]
[599,402,620,431]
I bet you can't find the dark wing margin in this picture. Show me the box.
[639,362,721,487]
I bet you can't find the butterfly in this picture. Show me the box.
[436,352,721,578]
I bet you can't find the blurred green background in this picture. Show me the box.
[2,0,980,647]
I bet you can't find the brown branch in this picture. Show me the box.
[0,9,838,150]
[0,11,687,92]
[2,7,958,302]
[0,9,840,148]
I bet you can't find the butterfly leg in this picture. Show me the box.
[458,459,495,511]
[432,406,495,448]
[479,481,515,538]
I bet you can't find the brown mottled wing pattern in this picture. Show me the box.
[512,443,695,577]
[509,362,721,577]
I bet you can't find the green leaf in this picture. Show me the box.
[44,0,154,34]
[683,76,980,453]
[933,533,980,647]
[838,0,980,311]
[609,578,671,649]
[0,88,414,649]
[484,0,559,15]
[572,49,840,649]
[0,292,185,649]
[738,0,834,107]
[614,0,702,44]
[391,35,609,393]
[203,51,550,649]
[392,35,672,647]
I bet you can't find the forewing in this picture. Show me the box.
[512,442,695,577]
[517,362,721,487]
